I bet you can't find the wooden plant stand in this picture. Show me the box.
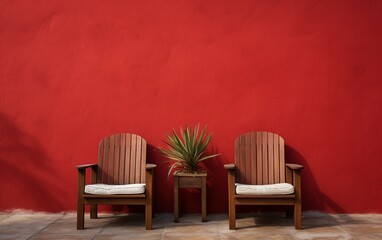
[173,172,207,222]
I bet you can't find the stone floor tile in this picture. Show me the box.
[60,212,115,224]
[205,214,228,222]
[163,234,221,240]
[356,214,382,224]
[163,220,220,240]
[301,218,338,229]
[291,226,353,240]
[100,215,164,236]
[220,233,296,240]
[152,213,173,229]
[29,233,96,240]
[352,234,382,240]
[100,227,164,237]
[0,214,11,222]
[341,224,382,235]
[0,212,382,239]
[95,234,163,239]
[173,213,217,224]
[0,213,62,236]
[163,222,219,238]
[217,218,291,234]
[0,234,32,240]
[329,214,374,225]
[39,213,112,235]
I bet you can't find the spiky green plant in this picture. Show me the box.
[158,125,219,176]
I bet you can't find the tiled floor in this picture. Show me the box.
[0,211,381,240]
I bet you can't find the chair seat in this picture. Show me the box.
[85,183,145,195]
[235,183,294,195]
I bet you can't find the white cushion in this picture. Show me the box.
[235,183,294,195]
[85,183,145,195]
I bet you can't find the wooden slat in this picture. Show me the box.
[234,131,287,185]
[124,134,131,184]
[113,134,120,184]
[129,134,137,183]
[279,136,285,182]
[108,135,115,184]
[236,135,241,183]
[240,135,246,183]
[235,198,295,206]
[97,133,147,185]
[83,198,146,206]
[234,138,240,183]
[268,132,274,184]
[235,194,295,199]
[262,132,268,184]
[256,132,262,184]
[135,136,142,183]
[274,134,280,183]
[235,135,245,184]
[103,137,110,183]
[141,138,147,183]
[250,132,256,184]
[84,194,146,199]
[118,134,126,184]
[97,141,103,183]
[244,133,251,184]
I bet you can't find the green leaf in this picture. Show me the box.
[158,124,219,176]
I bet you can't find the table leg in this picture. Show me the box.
[174,176,179,223]
[201,176,207,222]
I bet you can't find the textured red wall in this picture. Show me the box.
[1,0,382,213]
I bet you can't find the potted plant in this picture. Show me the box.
[158,124,219,222]
[158,124,219,177]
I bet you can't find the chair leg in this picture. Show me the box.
[77,201,85,230]
[90,205,98,219]
[145,201,153,230]
[228,203,236,230]
[294,203,302,230]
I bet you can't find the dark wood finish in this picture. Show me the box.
[226,131,303,230]
[76,133,156,230]
[224,164,235,169]
[173,172,207,222]
[226,165,236,229]
[235,194,295,199]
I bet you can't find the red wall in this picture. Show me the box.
[1,0,382,213]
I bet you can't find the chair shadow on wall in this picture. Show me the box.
[285,145,360,229]
[0,112,65,210]
[199,145,228,216]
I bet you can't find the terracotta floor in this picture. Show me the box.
[0,211,381,240]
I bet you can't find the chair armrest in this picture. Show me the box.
[226,163,236,213]
[145,163,156,206]
[76,163,98,170]
[146,163,157,170]
[76,163,98,187]
[224,164,236,170]
[285,163,303,198]
[286,163,303,170]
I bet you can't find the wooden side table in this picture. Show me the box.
[174,172,207,222]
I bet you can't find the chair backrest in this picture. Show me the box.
[97,133,147,184]
[235,131,286,185]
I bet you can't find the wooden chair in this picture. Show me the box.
[224,131,303,230]
[76,133,156,230]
